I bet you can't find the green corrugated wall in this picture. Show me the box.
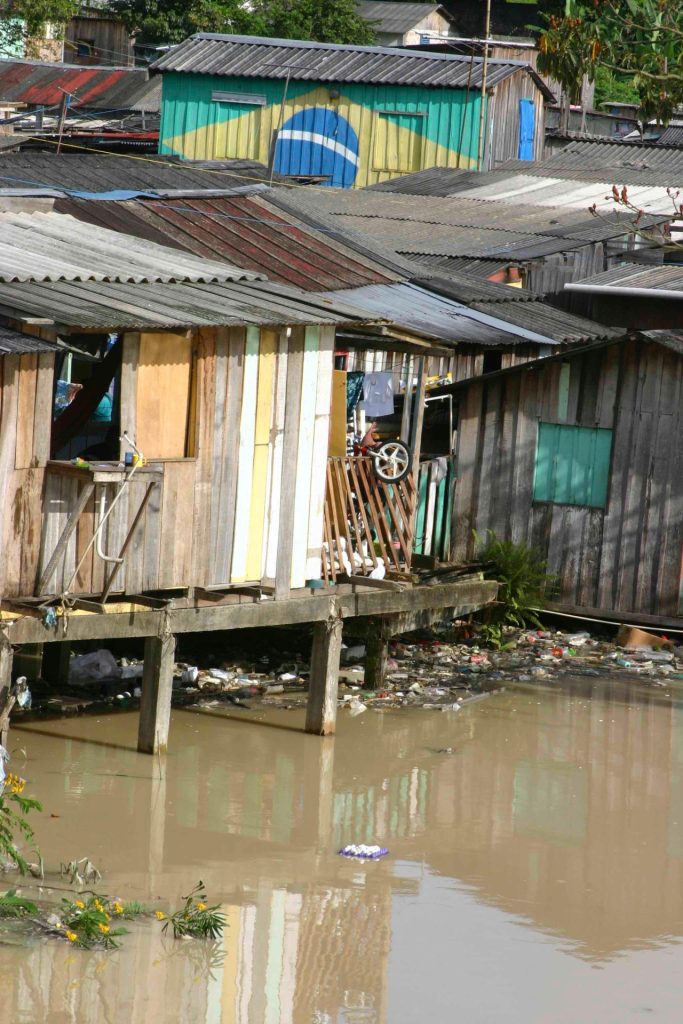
[158,72,485,187]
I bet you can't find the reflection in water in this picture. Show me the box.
[3,679,683,1022]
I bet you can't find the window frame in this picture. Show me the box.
[532,420,613,511]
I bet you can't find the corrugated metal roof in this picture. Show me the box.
[565,262,683,295]
[403,253,513,277]
[319,282,538,345]
[0,58,158,111]
[641,330,683,356]
[358,2,448,34]
[319,281,617,346]
[0,154,282,194]
[0,211,262,284]
[656,126,683,147]
[368,162,682,215]
[0,324,58,354]
[0,278,378,330]
[272,186,656,261]
[54,194,400,291]
[151,34,553,96]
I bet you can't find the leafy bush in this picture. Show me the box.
[0,773,42,875]
[475,531,555,629]
[57,894,130,949]
[160,882,225,940]
[0,890,38,918]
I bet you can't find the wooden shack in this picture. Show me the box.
[0,208,499,753]
[450,334,683,622]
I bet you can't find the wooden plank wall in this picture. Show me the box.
[0,352,55,599]
[452,339,683,618]
[35,325,335,599]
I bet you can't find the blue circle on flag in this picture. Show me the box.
[274,107,359,188]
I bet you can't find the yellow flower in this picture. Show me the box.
[155,911,166,920]
[74,900,85,910]
[196,902,207,911]
[94,900,104,912]
[98,923,109,934]
[66,931,77,942]
[112,901,124,915]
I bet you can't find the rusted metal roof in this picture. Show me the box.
[0,211,263,284]
[0,58,158,111]
[0,278,379,330]
[54,194,400,291]
[152,34,554,97]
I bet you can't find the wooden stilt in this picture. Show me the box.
[0,639,14,749]
[42,641,71,686]
[305,606,343,736]
[138,633,176,755]
[365,617,393,690]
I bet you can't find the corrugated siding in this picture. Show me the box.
[452,338,683,618]
[160,73,485,186]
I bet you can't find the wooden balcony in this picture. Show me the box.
[322,456,417,582]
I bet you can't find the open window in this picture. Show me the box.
[51,334,121,461]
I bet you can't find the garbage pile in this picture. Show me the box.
[12,622,683,721]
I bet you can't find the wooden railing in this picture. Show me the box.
[322,457,417,582]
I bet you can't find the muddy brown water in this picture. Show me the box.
[2,678,683,1023]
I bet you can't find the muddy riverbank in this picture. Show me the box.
[2,672,683,1022]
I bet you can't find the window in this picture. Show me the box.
[135,333,196,458]
[533,422,612,509]
[373,111,424,172]
[210,96,263,159]
[482,351,502,374]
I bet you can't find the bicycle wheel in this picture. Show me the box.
[373,440,411,482]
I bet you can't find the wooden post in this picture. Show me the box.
[0,639,14,750]
[409,355,427,474]
[365,617,393,691]
[42,641,71,686]
[305,605,343,735]
[138,632,176,755]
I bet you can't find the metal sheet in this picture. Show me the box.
[0,210,263,284]
[55,194,400,292]
[0,57,158,111]
[0,278,379,330]
[152,33,553,96]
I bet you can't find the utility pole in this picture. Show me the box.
[56,92,69,154]
[476,0,492,171]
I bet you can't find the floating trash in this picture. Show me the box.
[338,844,388,860]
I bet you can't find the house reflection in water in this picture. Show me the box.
[3,679,683,1020]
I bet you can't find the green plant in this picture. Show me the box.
[160,882,225,940]
[0,890,38,918]
[0,773,42,876]
[475,530,555,630]
[57,894,131,949]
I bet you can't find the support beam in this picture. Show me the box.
[0,639,14,749]
[305,606,343,736]
[138,633,176,755]
[365,618,393,691]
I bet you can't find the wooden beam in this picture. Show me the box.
[6,579,499,645]
[409,355,427,474]
[338,574,408,592]
[364,618,392,690]
[138,633,176,755]
[305,606,343,736]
